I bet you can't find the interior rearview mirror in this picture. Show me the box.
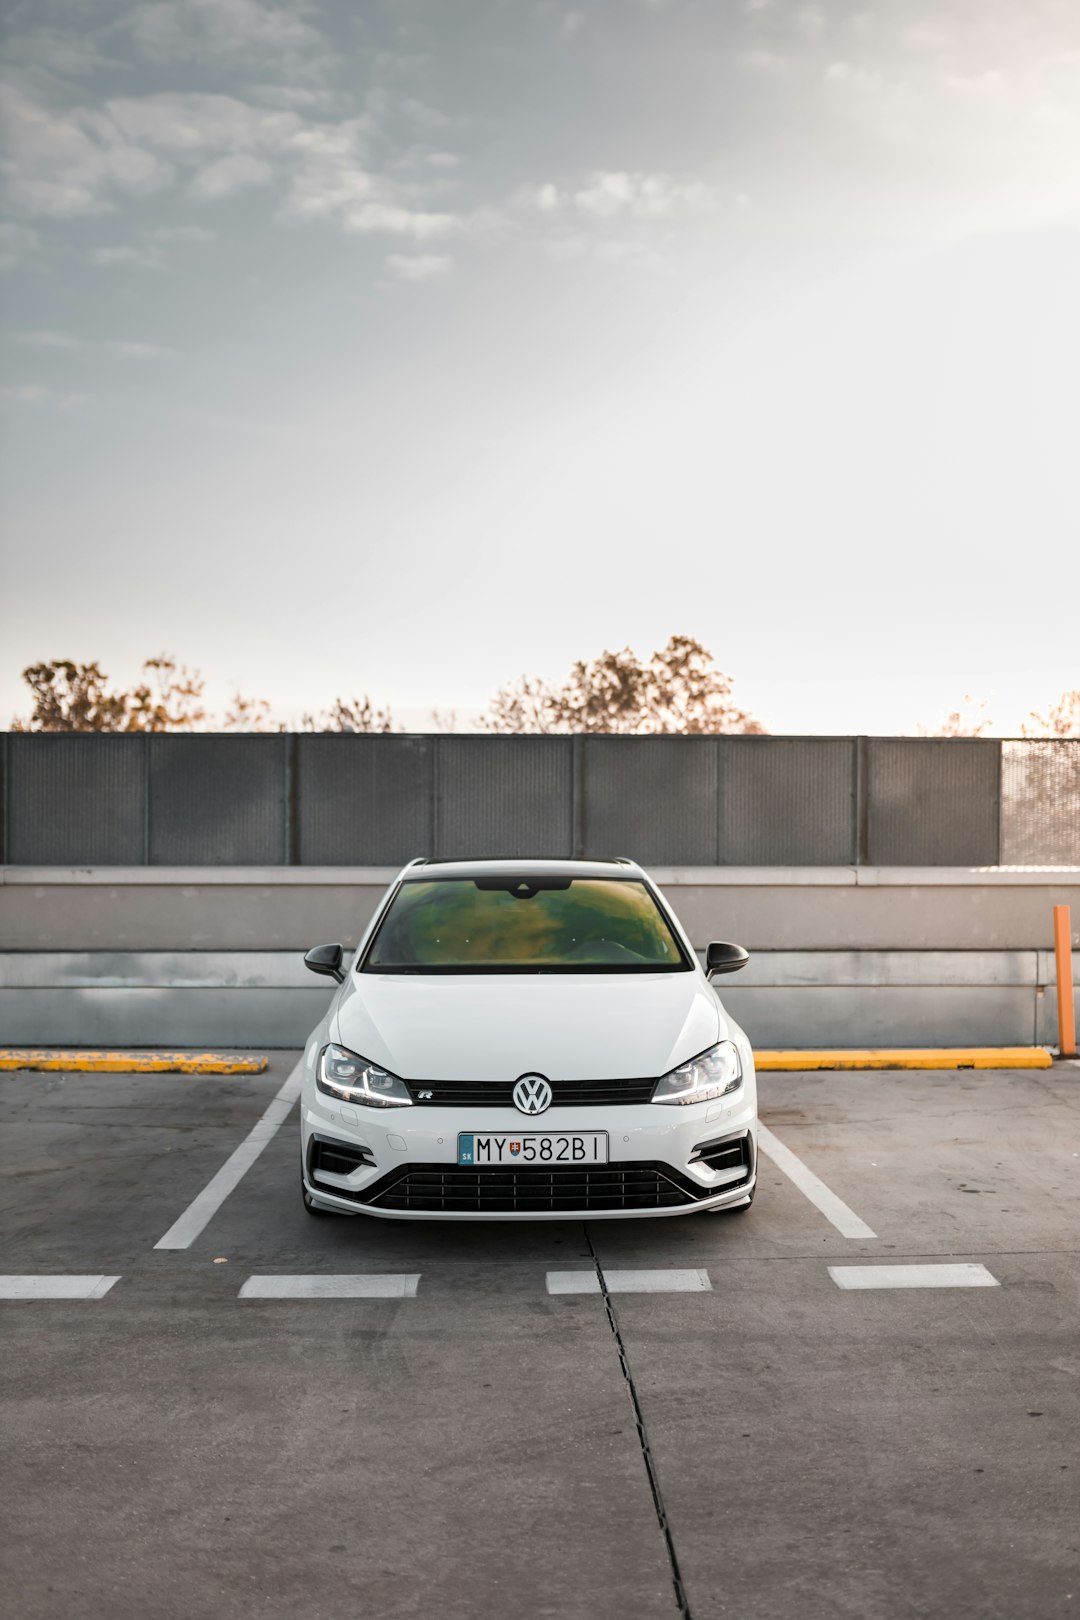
[706,941,749,976]
[304,942,345,983]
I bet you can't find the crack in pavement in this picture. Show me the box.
[585,1224,693,1620]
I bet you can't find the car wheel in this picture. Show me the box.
[301,1177,335,1216]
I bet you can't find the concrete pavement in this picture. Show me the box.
[1,1058,1077,1619]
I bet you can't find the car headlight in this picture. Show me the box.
[650,1040,742,1106]
[316,1043,412,1108]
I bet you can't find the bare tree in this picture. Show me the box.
[13,661,129,732]
[223,693,279,732]
[481,675,559,734]
[302,696,395,733]
[1021,690,1080,738]
[125,656,206,731]
[13,655,205,731]
[923,694,993,737]
[482,635,765,735]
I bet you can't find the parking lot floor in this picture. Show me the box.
[1,1055,1077,1619]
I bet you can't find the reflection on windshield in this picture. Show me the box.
[364,878,688,973]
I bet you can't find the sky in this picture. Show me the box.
[1,0,1078,735]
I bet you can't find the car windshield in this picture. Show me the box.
[362,876,689,973]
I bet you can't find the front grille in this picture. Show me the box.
[403,1076,657,1107]
[310,1138,375,1177]
[357,1161,702,1213]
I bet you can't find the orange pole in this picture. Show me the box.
[1053,904,1077,1058]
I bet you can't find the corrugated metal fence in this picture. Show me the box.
[1,733,1078,867]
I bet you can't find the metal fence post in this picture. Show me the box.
[1,731,8,864]
[855,736,869,865]
[284,733,300,865]
[143,733,151,865]
[571,735,585,859]
[1053,904,1077,1057]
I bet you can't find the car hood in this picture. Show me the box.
[332,971,724,1082]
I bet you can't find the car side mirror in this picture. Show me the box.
[304,943,345,984]
[706,941,749,977]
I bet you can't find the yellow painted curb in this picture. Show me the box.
[755,1047,1053,1071]
[0,1050,268,1074]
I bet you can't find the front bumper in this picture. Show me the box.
[300,1090,758,1220]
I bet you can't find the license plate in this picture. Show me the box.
[458,1132,608,1166]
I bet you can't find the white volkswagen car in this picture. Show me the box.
[299,857,757,1220]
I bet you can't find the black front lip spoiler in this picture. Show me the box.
[303,1152,755,1219]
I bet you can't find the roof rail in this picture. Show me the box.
[613,856,638,867]
[403,856,429,869]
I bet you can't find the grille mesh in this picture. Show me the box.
[363,1162,699,1213]
[403,1076,657,1107]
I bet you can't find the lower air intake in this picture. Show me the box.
[689,1133,753,1175]
[362,1162,700,1214]
[310,1139,374,1177]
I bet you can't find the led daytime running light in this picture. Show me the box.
[316,1043,413,1109]
[650,1040,742,1106]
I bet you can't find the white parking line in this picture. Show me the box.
[829,1263,999,1290]
[0,1275,120,1300]
[757,1123,876,1239]
[546,1271,601,1294]
[154,1059,302,1251]
[239,1274,420,1299]
[547,1268,712,1295]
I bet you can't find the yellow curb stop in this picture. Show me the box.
[0,1050,269,1074]
[755,1047,1053,1071]
[0,1047,1056,1076]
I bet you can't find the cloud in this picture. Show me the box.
[399,98,453,132]
[947,70,1006,96]
[344,204,457,239]
[108,340,177,359]
[121,0,326,73]
[98,93,457,237]
[737,48,793,76]
[0,221,39,268]
[13,329,81,349]
[515,168,713,270]
[0,384,86,410]
[544,233,665,269]
[143,224,216,241]
[384,252,454,282]
[92,244,165,267]
[249,84,345,113]
[4,28,123,83]
[9,330,175,359]
[104,91,301,153]
[571,170,710,219]
[0,82,173,217]
[511,181,562,215]
[824,60,887,93]
[189,152,274,199]
[795,6,827,38]
[2,80,465,243]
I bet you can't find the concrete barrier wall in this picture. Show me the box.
[3,865,1079,950]
[0,946,1075,1049]
[2,866,1077,1048]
